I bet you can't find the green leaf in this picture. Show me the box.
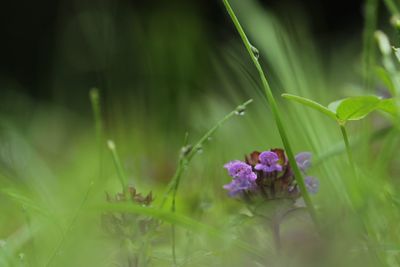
[336,96,382,121]
[378,98,399,116]
[281,93,337,120]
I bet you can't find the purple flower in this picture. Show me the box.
[224,161,257,181]
[223,178,257,196]
[305,176,319,194]
[254,151,282,173]
[223,161,257,196]
[295,152,312,172]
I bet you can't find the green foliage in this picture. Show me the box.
[336,96,381,121]
[283,93,397,124]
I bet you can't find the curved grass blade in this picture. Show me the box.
[282,93,337,120]
[1,189,52,218]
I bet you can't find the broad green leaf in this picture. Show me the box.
[378,98,399,116]
[281,93,337,120]
[336,96,381,121]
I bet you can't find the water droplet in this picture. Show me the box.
[207,136,212,141]
[250,45,259,59]
[180,145,192,157]
[235,105,246,116]
[107,140,116,150]
[196,146,203,154]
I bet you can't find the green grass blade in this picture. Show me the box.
[282,93,337,120]
[107,140,128,191]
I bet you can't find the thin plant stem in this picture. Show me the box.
[107,140,128,191]
[221,0,318,226]
[89,88,103,150]
[89,88,104,181]
[45,182,94,267]
[340,125,357,175]
[270,217,281,253]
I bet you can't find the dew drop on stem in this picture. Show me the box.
[196,146,204,154]
[250,45,259,59]
[235,105,246,116]
[180,145,192,158]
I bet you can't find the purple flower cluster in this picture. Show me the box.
[223,161,257,196]
[223,148,319,199]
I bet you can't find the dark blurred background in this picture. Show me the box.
[0,0,365,100]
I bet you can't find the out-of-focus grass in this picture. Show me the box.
[1,0,400,266]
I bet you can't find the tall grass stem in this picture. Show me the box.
[89,88,104,181]
[107,140,128,191]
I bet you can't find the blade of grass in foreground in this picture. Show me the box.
[221,0,318,226]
